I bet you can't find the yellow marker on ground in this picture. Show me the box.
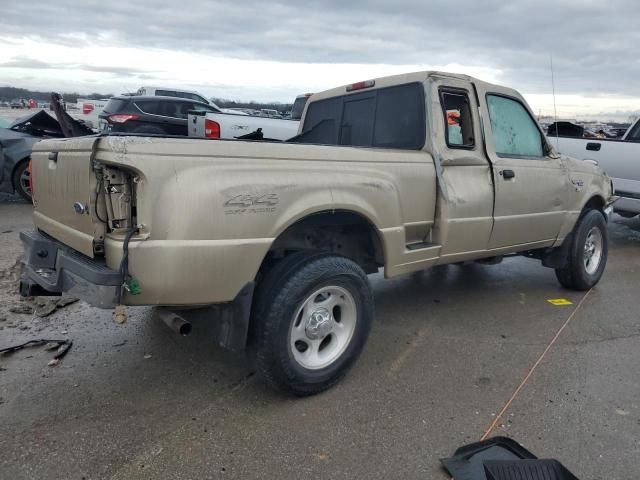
[547,298,573,306]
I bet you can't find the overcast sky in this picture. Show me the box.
[1,0,639,120]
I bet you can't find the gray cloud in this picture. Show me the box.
[0,56,152,76]
[1,0,640,96]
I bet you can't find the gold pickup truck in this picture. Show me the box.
[20,71,614,395]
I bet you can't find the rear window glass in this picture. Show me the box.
[156,90,208,104]
[340,96,375,146]
[298,83,425,149]
[626,121,640,142]
[156,90,178,98]
[103,98,128,113]
[291,96,310,120]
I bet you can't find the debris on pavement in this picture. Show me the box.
[9,304,34,315]
[0,338,73,367]
[34,297,79,318]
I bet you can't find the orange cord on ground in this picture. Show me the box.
[479,289,593,441]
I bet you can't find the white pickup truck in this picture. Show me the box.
[188,110,299,141]
[549,118,640,217]
[76,98,110,129]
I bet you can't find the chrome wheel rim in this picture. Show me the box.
[20,166,32,198]
[289,286,357,370]
[583,227,603,275]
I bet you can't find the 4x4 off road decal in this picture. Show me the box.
[224,193,279,214]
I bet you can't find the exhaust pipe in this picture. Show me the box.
[157,309,192,336]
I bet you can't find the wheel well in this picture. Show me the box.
[581,196,605,217]
[260,210,385,276]
[11,157,30,189]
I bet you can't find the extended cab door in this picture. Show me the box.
[428,75,494,259]
[475,84,569,249]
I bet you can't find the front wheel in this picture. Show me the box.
[555,209,608,290]
[12,160,32,202]
[250,252,373,396]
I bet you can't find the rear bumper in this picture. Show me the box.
[20,230,122,308]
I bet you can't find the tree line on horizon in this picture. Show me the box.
[0,87,292,111]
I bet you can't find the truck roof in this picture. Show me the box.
[308,71,508,103]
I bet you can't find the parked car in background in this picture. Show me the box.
[0,96,93,201]
[77,98,110,129]
[134,86,246,115]
[549,117,640,217]
[10,100,25,109]
[188,108,299,140]
[260,108,282,118]
[99,95,220,135]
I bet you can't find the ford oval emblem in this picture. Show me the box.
[73,202,87,214]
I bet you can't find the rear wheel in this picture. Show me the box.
[250,252,373,396]
[555,209,608,290]
[12,160,32,202]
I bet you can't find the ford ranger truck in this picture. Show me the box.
[20,71,614,396]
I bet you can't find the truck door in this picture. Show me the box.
[428,76,494,259]
[475,84,569,249]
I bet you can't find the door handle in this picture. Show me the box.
[586,142,601,151]
[500,169,515,179]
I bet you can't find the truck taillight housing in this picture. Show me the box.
[205,119,220,138]
[82,103,94,114]
[108,114,140,124]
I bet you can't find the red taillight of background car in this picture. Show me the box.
[108,114,140,124]
[82,103,94,114]
[204,119,220,138]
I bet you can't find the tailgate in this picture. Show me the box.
[31,136,105,258]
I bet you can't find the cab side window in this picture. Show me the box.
[486,94,544,157]
[440,89,474,148]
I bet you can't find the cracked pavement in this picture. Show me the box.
[0,195,638,479]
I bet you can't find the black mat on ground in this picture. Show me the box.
[441,436,579,480]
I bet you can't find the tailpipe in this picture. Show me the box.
[157,309,192,336]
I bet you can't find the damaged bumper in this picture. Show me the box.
[20,230,122,308]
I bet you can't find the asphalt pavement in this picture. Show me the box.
[0,196,638,479]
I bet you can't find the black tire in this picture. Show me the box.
[250,251,374,396]
[130,124,166,135]
[12,159,32,202]
[555,209,608,290]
